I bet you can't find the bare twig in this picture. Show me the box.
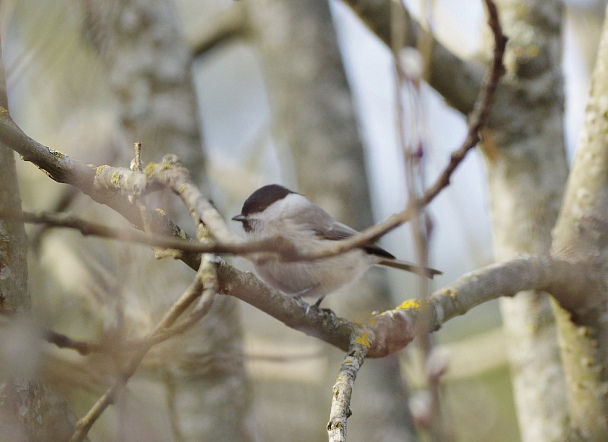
[44,330,104,355]
[130,141,143,172]
[420,0,507,207]
[327,341,369,442]
[14,210,292,257]
[293,0,507,261]
[392,0,446,437]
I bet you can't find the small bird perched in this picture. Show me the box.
[232,184,441,306]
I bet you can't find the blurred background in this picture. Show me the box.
[1,0,604,440]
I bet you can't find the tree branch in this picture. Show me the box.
[342,0,485,115]
[327,341,368,442]
[187,3,247,56]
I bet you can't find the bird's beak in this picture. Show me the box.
[231,214,248,223]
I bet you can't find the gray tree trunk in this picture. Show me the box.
[484,1,570,440]
[551,5,608,439]
[0,52,77,442]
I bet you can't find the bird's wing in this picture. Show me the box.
[310,221,395,260]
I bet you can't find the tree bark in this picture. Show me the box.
[0,47,76,442]
[551,5,608,439]
[483,1,570,440]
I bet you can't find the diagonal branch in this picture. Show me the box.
[187,3,247,56]
[419,0,507,206]
[342,0,486,115]
[220,254,589,358]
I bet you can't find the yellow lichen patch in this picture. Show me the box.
[155,249,181,260]
[144,162,157,176]
[160,159,176,170]
[197,225,212,240]
[95,165,109,176]
[49,148,65,159]
[178,184,187,194]
[441,287,457,298]
[110,171,122,186]
[396,299,421,311]
[354,331,371,348]
[525,44,540,58]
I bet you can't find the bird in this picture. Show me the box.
[232,184,441,306]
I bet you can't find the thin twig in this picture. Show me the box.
[393,0,446,438]
[44,330,104,355]
[420,0,506,207]
[327,341,369,442]
[15,211,287,256]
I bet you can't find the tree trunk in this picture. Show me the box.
[551,5,608,439]
[483,1,570,440]
[0,51,76,442]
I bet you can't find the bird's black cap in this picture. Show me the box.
[237,184,294,217]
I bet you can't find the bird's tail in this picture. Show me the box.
[377,259,442,278]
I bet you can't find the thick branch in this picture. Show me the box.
[343,0,485,114]
[219,255,586,358]
[187,4,247,56]
[0,112,186,241]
